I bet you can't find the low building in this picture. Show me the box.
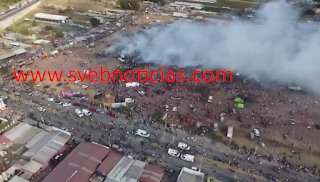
[42,142,110,182]
[104,157,146,182]
[34,13,69,23]
[8,176,30,182]
[96,151,123,177]
[173,12,188,18]
[139,164,165,182]
[176,167,205,182]
[0,123,33,150]
[19,127,71,178]
[103,92,116,107]
[171,1,204,9]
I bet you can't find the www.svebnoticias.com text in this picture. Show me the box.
[13,66,233,83]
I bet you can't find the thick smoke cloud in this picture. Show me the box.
[106,1,320,92]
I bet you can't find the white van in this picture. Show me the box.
[135,129,150,138]
[253,129,260,137]
[180,154,195,162]
[208,96,213,103]
[168,148,180,157]
[178,142,190,150]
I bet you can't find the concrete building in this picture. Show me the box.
[42,142,110,182]
[104,157,146,182]
[176,167,205,182]
[34,13,68,23]
[139,164,165,182]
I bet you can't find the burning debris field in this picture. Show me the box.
[91,0,320,167]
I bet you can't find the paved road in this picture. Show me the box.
[3,90,317,182]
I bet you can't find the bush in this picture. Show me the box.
[19,27,29,35]
[32,20,37,27]
[90,18,101,28]
[55,31,64,38]
[45,25,53,31]
[117,0,140,10]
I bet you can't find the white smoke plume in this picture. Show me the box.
[106,1,320,92]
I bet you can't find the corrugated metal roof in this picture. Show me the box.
[177,168,205,182]
[25,130,48,148]
[35,13,68,21]
[97,152,123,176]
[105,157,134,182]
[42,142,110,182]
[124,160,145,180]
[13,127,42,145]
[0,52,16,60]
[139,164,165,182]
[21,160,43,173]
[22,130,70,165]
[8,175,30,182]
[12,48,27,55]
[4,123,32,142]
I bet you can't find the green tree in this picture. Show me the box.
[19,27,29,35]
[90,18,101,28]
[55,31,64,38]
[117,0,140,10]
[32,20,37,27]
[45,25,53,31]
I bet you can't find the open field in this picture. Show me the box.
[46,0,114,11]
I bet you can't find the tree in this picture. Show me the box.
[19,27,29,35]
[90,18,101,28]
[32,20,37,27]
[45,25,53,31]
[55,31,64,38]
[117,0,140,10]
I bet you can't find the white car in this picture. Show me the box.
[47,98,54,102]
[63,103,71,107]
[135,129,150,138]
[172,107,177,112]
[37,107,46,112]
[82,109,92,116]
[138,91,145,95]
[75,109,84,117]
[75,80,80,84]
[191,167,201,172]
[81,85,88,89]
[36,83,43,87]
[187,137,196,141]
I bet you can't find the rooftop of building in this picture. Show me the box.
[177,168,205,182]
[42,142,110,182]
[97,151,123,176]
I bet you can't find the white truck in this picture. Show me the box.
[180,154,195,162]
[168,148,180,157]
[178,142,190,150]
[135,129,150,138]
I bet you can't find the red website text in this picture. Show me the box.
[13,66,233,83]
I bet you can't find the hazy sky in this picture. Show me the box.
[106,1,320,93]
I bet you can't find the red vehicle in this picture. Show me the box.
[109,112,118,118]
[189,120,196,127]
[36,54,47,59]
[88,107,96,112]
[180,117,187,124]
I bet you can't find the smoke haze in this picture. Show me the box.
[106,1,320,92]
